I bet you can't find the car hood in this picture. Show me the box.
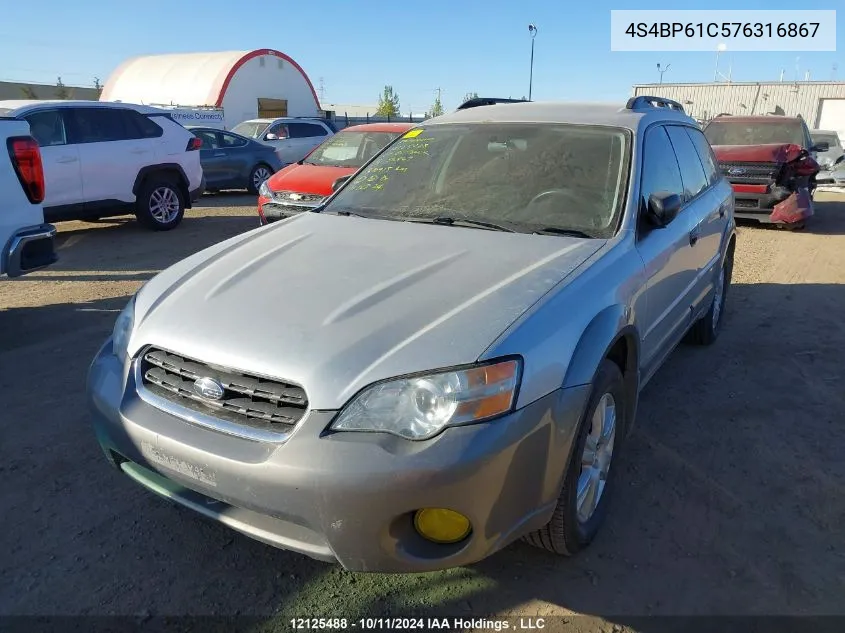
[266,163,354,197]
[711,143,805,164]
[131,213,604,409]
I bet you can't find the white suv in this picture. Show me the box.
[0,100,205,231]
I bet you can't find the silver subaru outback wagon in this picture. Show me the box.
[88,96,736,573]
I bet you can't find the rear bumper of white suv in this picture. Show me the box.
[2,223,57,277]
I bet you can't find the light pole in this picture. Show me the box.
[714,43,727,81]
[528,23,538,101]
[657,62,671,84]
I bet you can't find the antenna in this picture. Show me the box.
[832,63,838,80]
[318,77,325,102]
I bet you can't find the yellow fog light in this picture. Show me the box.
[413,508,471,544]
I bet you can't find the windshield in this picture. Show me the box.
[304,131,403,168]
[704,119,805,146]
[321,123,630,238]
[231,121,269,139]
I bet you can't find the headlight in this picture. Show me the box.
[330,359,521,440]
[258,180,272,198]
[112,295,136,364]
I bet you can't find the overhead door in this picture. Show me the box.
[257,98,288,118]
[817,98,845,140]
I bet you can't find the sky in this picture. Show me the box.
[0,0,841,113]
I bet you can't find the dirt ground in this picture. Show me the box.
[1,192,844,630]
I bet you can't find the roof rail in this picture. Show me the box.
[457,97,528,111]
[625,95,685,113]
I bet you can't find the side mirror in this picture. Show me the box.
[264,133,279,141]
[834,154,845,166]
[331,175,352,192]
[646,191,683,227]
[811,142,830,152]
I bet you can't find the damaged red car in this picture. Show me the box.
[703,115,827,229]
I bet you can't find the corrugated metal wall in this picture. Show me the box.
[632,82,845,127]
[0,80,99,101]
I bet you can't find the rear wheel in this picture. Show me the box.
[524,359,626,556]
[135,177,185,231]
[689,249,733,345]
[248,163,273,194]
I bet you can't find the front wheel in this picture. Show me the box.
[247,164,273,195]
[135,178,185,231]
[524,359,627,556]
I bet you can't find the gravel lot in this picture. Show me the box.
[2,192,845,630]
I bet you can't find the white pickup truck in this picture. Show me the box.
[1,117,56,277]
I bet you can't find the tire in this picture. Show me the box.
[135,177,185,231]
[524,359,626,556]
[247,163,273,195]
[688,249,733,345]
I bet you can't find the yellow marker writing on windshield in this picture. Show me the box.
[403,129,423,138]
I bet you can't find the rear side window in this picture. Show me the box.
[194,130,219,149]
[683,127,720,187]
[220,132,248,148]
[640,126,683,213]
[65,108,135,143]
[127,112,164,139]
[665,126,709,202]
[289,123,328,138]
[24,110,67,146]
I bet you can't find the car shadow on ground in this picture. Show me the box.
[28,213,261,279]
[1,283,843,627]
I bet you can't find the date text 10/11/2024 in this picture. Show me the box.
[290,617,548,630]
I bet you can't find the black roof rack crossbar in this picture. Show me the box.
[457,97,529,110]
[626,95,685,113]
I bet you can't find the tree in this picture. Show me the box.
[55,76,71,100]
[430,94,444,118]
[462,91,479,103]
[376,85,400,117]
[20,85,38,99]
[94,77,103,98]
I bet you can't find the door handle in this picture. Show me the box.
[130,148,148,154]
[56,156,78,164]
[689,225,701,246]
[213,152,226,157]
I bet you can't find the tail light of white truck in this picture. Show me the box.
[186,136,202,151]
[6,136,45,204]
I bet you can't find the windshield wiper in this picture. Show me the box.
[407,216,517,233]
[533,227,597,239]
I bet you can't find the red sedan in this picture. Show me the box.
[257,122,415,225]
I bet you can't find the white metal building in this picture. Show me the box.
[632,82,845,136]
[100,49,322,129]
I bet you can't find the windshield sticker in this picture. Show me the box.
[403,129,423,138]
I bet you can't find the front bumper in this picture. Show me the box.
[2,223,57,277]
[729,184,812,225]
[87,341,589,572]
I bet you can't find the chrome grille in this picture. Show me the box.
[718,161,781,185]
[271,190,325,205]
[139,348,308,432]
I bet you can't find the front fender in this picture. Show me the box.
[562,305,634,388]
[562,306,640,437]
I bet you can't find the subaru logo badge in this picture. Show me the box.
[193,377,225,400]
[728,167,746,176]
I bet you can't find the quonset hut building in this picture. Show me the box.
[100,49,322,130]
